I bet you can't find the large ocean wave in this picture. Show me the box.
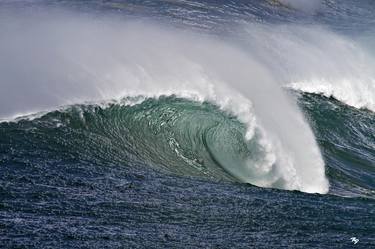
[0,1,374,196]
[3,93,374,198]
[0,10,331,193]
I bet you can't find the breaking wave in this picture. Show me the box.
[3,4,375,195]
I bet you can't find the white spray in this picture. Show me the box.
[0,9,333,193]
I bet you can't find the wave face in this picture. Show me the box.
[0,97,271,182]
[1,93,374,197]
[1,95,328,192]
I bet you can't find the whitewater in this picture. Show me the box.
[0,9,336,193]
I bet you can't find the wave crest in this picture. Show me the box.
[0,9,329,193]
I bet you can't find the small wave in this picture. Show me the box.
[288,78,375,112]
[299,93,375,198]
